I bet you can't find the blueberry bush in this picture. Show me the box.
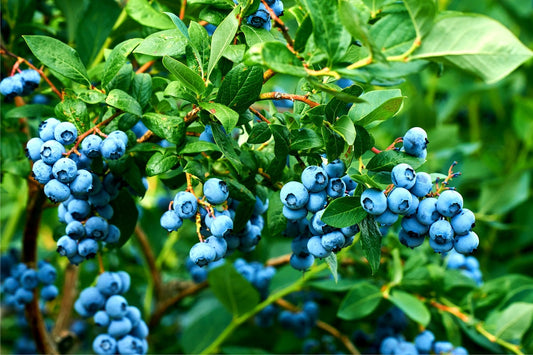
[1,0,533,354]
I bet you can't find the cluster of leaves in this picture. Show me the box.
[1,0,532,354]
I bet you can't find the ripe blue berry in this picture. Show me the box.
[52,158,78,183]
[41,284,59,300]
[415,330,435,353]
[85,216,109,240]
[81,135,103,158]
[361,189,387,215]
[54,122,78,145]
[26,137,44,161]
[0,75,24,98]
[14,287,34,304]
[326,177,346,198]
[289,253,315,271]
[416,197,441,225]
[398,228,425,248]
[173,191,198,219]
[68,199,91,220]
[306,191,327,213]
[32,160,53,184]
[454,231,479,254]
[78,287,106,315]
[324,159,346,178]
[78,238,99,259]
[451,208,475,235]
[387,187,413,215]
[108,317,133,338]
[247,5,271,30]
[436,190,463,217]
[100,136,126,160]
[40,140,66,165]
[44,179,71,203]
[104,224,121,244]
[283,205,307,220]
[205,236,228,260]
[107,131,128,147]
[117,335,145,355]
[106,295,129,319]
[70,169,93,195]
[57,236,78,258]
[39,118,61,141]
[210,215,233,238]
[189,242,217,267]
[301,166,329,192]
[391,163,417,189]
[375,209,399,226]
[310,209,333,235]
[433,341,454,354]
[126,306,142,327]
[380,337,399,355]
[321,230,345,253]
[281,181,310,210]
[97,272,123,296]
[20,268,39,289]
[160,210,183,231]
[410,172,433,197]
[307,235,330,258]
[199,125,215,143]
[130,320,149,338]
[37,263,57,284]
[203,178,229,204]
[403,127,428,157]
[66,220,86,239]
[94,310,110,327]
[401,215,429,237]
[93,334,117,355]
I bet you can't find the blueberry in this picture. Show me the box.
[307,235,331,258]
[97,204,114,219]
[40,284,59,301]
[97,272,123,296]
[203,178,229,204]
[454,231,479,254]
[68,253,86,266]
[403,127,428,157]
[70,169,93,195]
[85,216,109,240]
[51,157,77,183]
[78,238,99,259]
[451,346,469,355]
[451,208,475,235]
[173,191,198,219]
[3,277,19,293]
[391,163,417,189]
[205,236,228,261]
[429,237,454,254]
[436,190,463,217]
[405,193,419,216]
[289,253,315,271]
[70,151,92,169]
[446,250,466,269]
[401,215,429,237]
[416,197,441,225]
[14,287,34,304]
[40,140,66,165]
[326,177,346,198]
[81,135,103,158]
[250,214,265,230]
[132,120,149,138]
[433,341,454,354]
[291,236,310,255]
[410,172,433,197]
[54,122,78,145]
[387,187,413,215]
[398,228,425,248]
[341,223,360,237]
[117,335,145,355]
[32,159,53,184]
[117,271,131,293]
[414,330,435,353]
[321,230,345,252]
[130,320,149,338]
[239,223,262,249]
[66,220,86,239]
[125,306,142,327]
[20,69,41,91]
[247,5,271,30]
[25,137,44,161]
[78,287,106,315]
[380,337,399,355]
[93,334,117,355]
[341,174,358,191]
[210,215,233,238]
[106,295,129,319]
[301,166,329,192]
[0,75,24,98]
[20,268,39,289]
[270,0,284,16]
[45,179,71,203]
[57,235,78,257]
[104,224,121,244]
[394,341,419,355]
[160,210,183,231]
[100,136,126,160]
[190,242,217,267]
[311,209,333,235]
[107,130,129,147]
[39,118,61,141]
[283,205,307,220]
[429,219,454,243]
[199,125,215,143]
[324,159,346,178]
[302,300,319,324]
[375,209,399,226]
[280,181,309,210]
[67,199,91,220]
[360,189,388,215]
[253,196,269,215]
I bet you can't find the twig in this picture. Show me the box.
[263,69,276,83]
[184,106,202,124]
[52,265,79,341]
[249,107,271,124]
[135,60,155,74]
[180,0,187,20]
[260,0,295,50]
[135,225,163,300]
[136,130,154,143]
[259,92,319,108]
[265,253,291,267]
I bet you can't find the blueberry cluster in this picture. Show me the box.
[278,300,319,338]
[380,330,468,355]
[185,257,224,283]
[160,178,269,268]
[302,335,343,354]
[446,250,482,286]
[26,118,129,264]
[0,69,41,99]
[361,128,478,254]
[74,271,148,355]
[1,258,58,311]
[246,0,284,31]
[280,160,360,271]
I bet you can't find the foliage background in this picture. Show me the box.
[1,0,532,354]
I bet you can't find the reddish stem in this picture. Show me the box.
[249,107,271,124]
[259,92,319,108]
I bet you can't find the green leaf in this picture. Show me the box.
[162,56,206,96]
[142,113,186,144]
[77,89,106,104]
[322,196,367,228]
[241,25,276,47]
[199,102,239,133]
[55,90,90,133]
[212,123,243,175]
[215,64,263,114]
[208,6,240,79]
[366,150,425,172]
[208,263,260,316]
[131,73,153,109]
[388,290,431,326]
[485,303,533,343]
[325,84,364,123]
[164,11,190,39]
[125,0,174,29]
[266,191,287,238]
[290,128,323,151]
[109,190,140,248]
[360,215,382,274]
[188,21,211,77]
[267,125,290,181]
[293,15,313,53]
[411,13,533,84]
[310,278,356,292]
[325,253,338,283]
[54,0,89,43]
[106,89,142,117]
[146,151,179,176]
[23,35,90,86]
[248,122,271,144]
[403,0,436,39]
[333,115,356,145]
[5,104,55,119]
[348,89,404,128]
[479,171,531,215]
[322,126,345,162]
[245,42,308,77]
[179,141,221,154]
[348,169,389,190]
[337,281,382,320]
[353,125,375,158]
[301,0,351,63]
[134,29,187,57]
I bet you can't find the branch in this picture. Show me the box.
[259,92,319,108]
[135,225,163,300]
[249,107,271,124]
[184,106,202,124]
[265,253,291,267]
[52,264,79,344]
